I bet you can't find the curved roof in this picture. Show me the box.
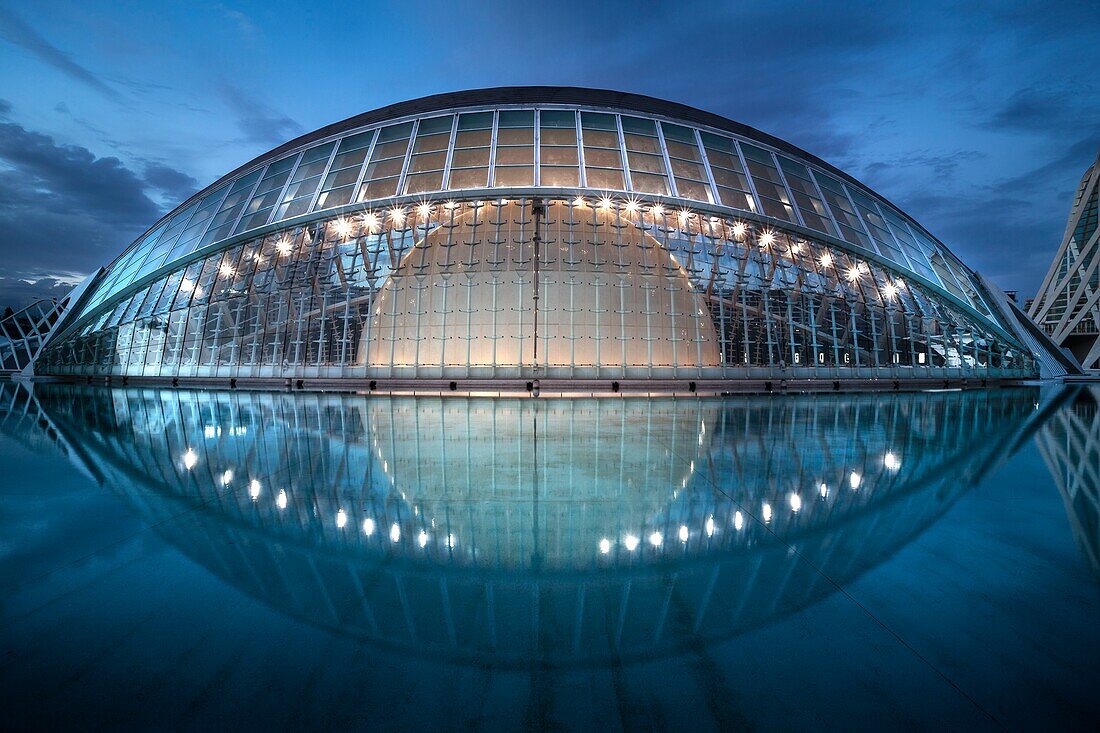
[71,86,1004,335]
[211,86,868,197]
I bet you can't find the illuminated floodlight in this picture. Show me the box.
[390,523,401,543]
[598,196,613,211]
[624,199,640,215]
[648,531,663,547]
[416,203,433,219]
[705,516,716,537]
[218,263,235,278]
[789,493,802,513]
[819,482,829,498]
[388,207,406,227]
[846,265,863,282]
[221,469,233,485]
[599,537,611,554]
[678,525,689,542]
[623,534,640,552]
[762,502,773,523]
[677,208,692,223]
[275,237,293,256]
[276,489,288,509]
[362,212,381,233]
[819,252,833,268]
[883,282,899,300]
[418,530,429,548]
[182,449,197,470]
[884,452,901,470]
[446,533,456,549]
[759,231,775,248]
[849,471,862,489]
[734,511,744,530]
[732,222,747,240]
[362,517,376,536]
[650,204,664,217]
[572,196,586,208]
[332,217,355,240]
[249,479,261,500]
[336,509,348,528]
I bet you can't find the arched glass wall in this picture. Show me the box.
[39,198,1032,380]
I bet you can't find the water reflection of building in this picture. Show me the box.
[1035,386,1100,577]
[9,384,1040,668]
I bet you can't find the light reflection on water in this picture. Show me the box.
[5,384,1050,668]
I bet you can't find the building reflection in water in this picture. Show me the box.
[2,383,1049,668]
[1036,385,1100,578]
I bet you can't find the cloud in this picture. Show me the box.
[220,84,302,146]
[986,85,1092,133]
[143,162,198,202]
[0,6,122,102]
[0,103,197,308]
[0,278,81,311]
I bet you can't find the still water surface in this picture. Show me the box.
[1,383,1098,730]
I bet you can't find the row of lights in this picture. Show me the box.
[180,447,900,556]
[182,451,458,550]
[163,197,905,306]
[598,452,901,555]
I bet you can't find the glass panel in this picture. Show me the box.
[739,144,794,222]
[315,129,376,210]
[494,109,533,187]
[449,112,493,189]
[848,187,906,263]
[700,132,755,212]
[235,155,298,233]
[538,109,578,188]
[357,123,412,201]
[777,156,835,235]
[581,113,624,191]
[403,116,453,194]
[814,171,874,249]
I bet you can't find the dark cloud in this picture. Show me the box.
[0,6,122,102]
[220,84,302,146]
[0,103,197,308]
[0,117,160,225]
[863,150,986,186]
[143,162,198,202]
[986,85,1092,133]
[0,278,80,311]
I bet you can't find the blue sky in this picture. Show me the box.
[0,0,1097,308]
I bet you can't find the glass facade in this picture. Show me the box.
[38,91,1034,381]
[39,199,1031,379]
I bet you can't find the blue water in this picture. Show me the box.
[1,383,1098,730]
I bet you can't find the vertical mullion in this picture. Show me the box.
[576,111,588,188]
[394,118,420,199]
[769,150,806,229]
[731,140,764,219]
[805,167,845,239]
[487,110,499,185]
[533,109,541,187]
[615,115,633,192]
[655,122,678,198]
[263,152,304,226]
[695,128,722,207]
[352,129,381,201]
[305,142,344,215]
[441,115,459,191]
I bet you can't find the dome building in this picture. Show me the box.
[35,88,1037,387]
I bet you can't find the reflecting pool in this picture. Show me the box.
[1,383,1098,729]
